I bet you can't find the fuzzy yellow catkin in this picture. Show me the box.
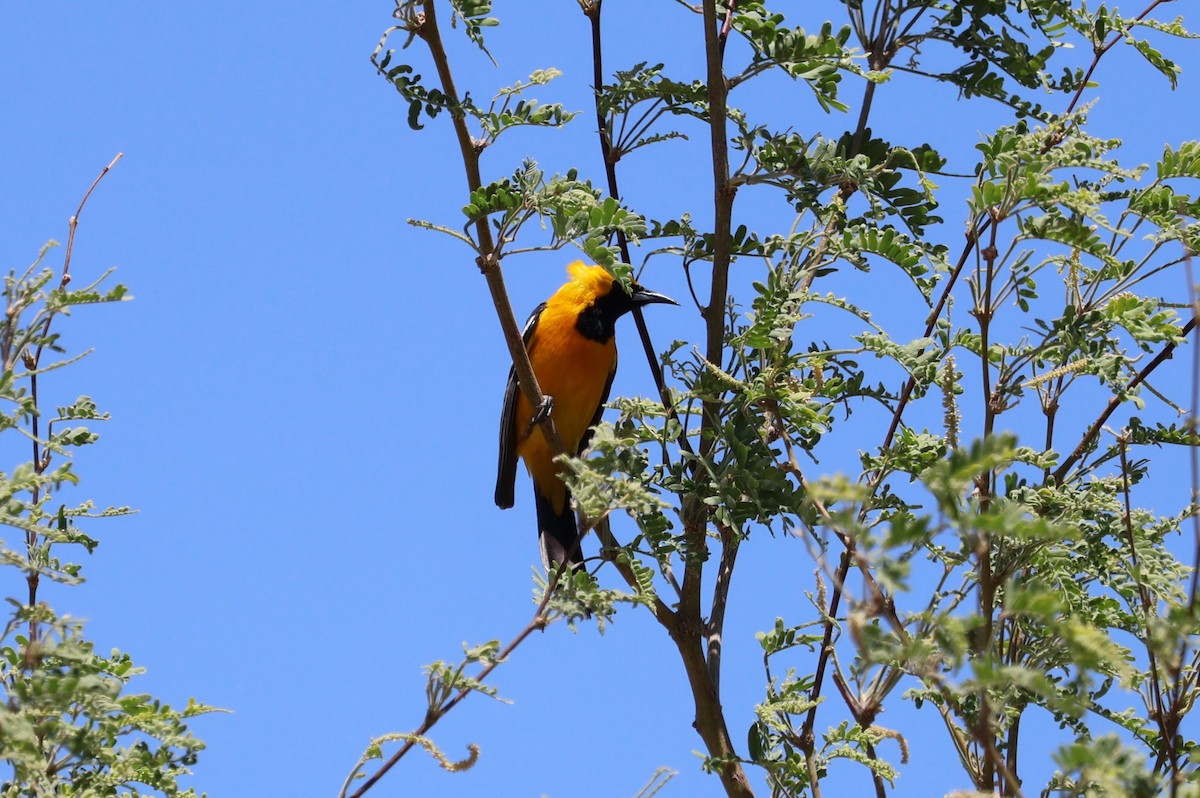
[941,354,960,449]
[391,734,480,773]
[869,725,910,765]
[1021,358,1089,388]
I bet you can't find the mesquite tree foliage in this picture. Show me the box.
[0,165,218,797]
[350,1,1198,796]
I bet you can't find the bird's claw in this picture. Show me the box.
[525,394,555,435]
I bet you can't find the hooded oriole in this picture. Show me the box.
[495,261,676,569]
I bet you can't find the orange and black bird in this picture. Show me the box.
[495,261,676,569]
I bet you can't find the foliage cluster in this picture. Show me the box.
[353,1,1199,796]
[0,168,217,797]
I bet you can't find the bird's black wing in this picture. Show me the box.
[578,351,617,455]
[495,303,546,508]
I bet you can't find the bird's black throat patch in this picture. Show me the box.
[574,288,634,344]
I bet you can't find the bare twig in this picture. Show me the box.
[61,153,124,288]
[717,0,737,59]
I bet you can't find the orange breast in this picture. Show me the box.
[515,300,617,515]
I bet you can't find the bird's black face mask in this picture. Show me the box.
[575,283,678,343]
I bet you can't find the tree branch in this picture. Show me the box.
[342,581,560,798]
[1060,0,1168,119]
[26,152,123,644]
[583,0,694,461]
[1052,315,1196,483]
[415,0,567,460]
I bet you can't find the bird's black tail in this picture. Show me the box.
[533,487,583,571]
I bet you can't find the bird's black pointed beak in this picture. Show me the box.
[630,287,678,307]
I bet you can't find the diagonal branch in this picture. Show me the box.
[341,580,560,798]
[1052,315,1196,483]
[415,0,567,460]
[1061,0,1169,118]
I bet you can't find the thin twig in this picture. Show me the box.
[343,580,560,798]
[973,216,1002,790]
[717,0,736,60]
[690,0,737,613]
[61,153,124,288]
[1117,431,1174,778]
[592,518,676,625]
[1185,249,1199,613]
[879,219,988,454]
[706,522,740,693]
[1061,0,1168,118]
[414,0,568,462]
[662,4,752,796]
[1053,316,1197,483]
[25,152,123,644]
[584,0,695,461]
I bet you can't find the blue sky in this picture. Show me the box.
[1,2,1196,796]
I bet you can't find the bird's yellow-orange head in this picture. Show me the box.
[549,261,618,314]
[544,261,676,345]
